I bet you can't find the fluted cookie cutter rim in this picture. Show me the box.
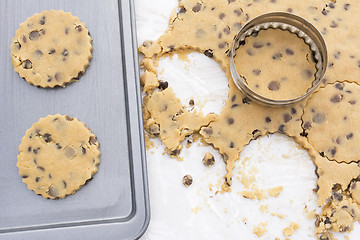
[230,12,328,107]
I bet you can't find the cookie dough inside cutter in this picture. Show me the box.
[230,12,328,107]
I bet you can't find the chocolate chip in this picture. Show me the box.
[75,25,83,32]
[344,3,350,10]
[265,117,271,123]
[231,95,237,102]
[333,192,343,201]
[229,141,234,148]
[22,59,32,69]
[34,50,43,57]
[203,127,213,135]
[228,0,235,3]
[54,72,63,82]
[242,97,251,104]
[290,108,297,115]
[283,113,292,123]
[278,125,285,133]
[227,118,234,125]
[179,6,186,14]
[56,143,62,149]
[28,147,32,152]
[40,29,46,35]
[204,49,213,58]
[183,174,193,187]
[38,16,46,25]
[322,9,329,15]
[313,113,326,124]
[253,42,263,48]
[48,173,52,179]
[34,159,37,164]
[303,70,313,79]
[329,147,337,156]
[168,45,175,51]
[336,137,341,144]
[65,115,73,121]
[252,69,261,75]
[47,76,53,82]
[33,148,40,154]
[65,27,69,34]
[246,49,254,56]
[203,153,215,166]
[37,166,45,171]
[287,8,293,13]
[218,42,227,49]
[63,180,67,188]
[48,185,59,197]
[285,48,294,55]
[329,2,335,8]
[189,99,195,106]
[335,83,344,90]
[351,182,357,189]
[149,124,160,137]
[330,21,338,28]
[43,133,52,143]
[219,13,225,20]
[192,3,201,12]
[35,177,40,182]
[29,30,40,41]
[346,133,353,140]
[231,104,239,108]
[330,94,342,103]
[272,53,282,60]
[89,136,97,145]
[62,49,68,56]
[234,9,242,16]
[268,81,280,91]
[49,49,56,54]
[22,175,28,178]
[324,217,332,225]
[80,146,86,154]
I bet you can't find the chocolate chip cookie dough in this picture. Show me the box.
[17,114,100,199]
[10,10,92,88]
[234,28,316,100]
[139,0,360,237]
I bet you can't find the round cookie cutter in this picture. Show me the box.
[230,12,328,107]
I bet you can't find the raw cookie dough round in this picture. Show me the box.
[10,10,93,88]
[303,82,360,163]
[17,114,100,199]
[234,29,316,100]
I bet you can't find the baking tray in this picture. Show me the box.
[0,0,150,239]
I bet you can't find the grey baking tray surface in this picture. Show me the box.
[0,0,149,239]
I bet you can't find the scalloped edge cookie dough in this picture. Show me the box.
[10,10,93,88]
[17,114,100,199]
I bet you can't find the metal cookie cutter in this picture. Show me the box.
[230,12,328,107]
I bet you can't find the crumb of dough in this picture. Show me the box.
[144,134,154,149]
[191,206,201,214]
[268,186,283,197]
[140,70,159,93]
[253,222,267,237]
[140,57,157,74]
[283,222,300,237]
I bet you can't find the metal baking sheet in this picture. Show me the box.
[0,0,149,239]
